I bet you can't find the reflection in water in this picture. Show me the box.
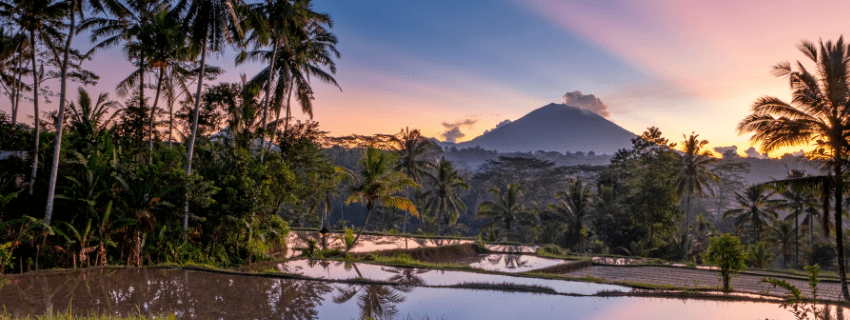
[0,267,821,319]
[0,268,333,319]
[467,254,566,273]
[334,284,406,320]
[274,258,627,295]
[591,256,643,265]
[285,232,474,257]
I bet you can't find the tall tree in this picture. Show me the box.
[387,127,435,232]
[182,0,245,231]
[549,179,592,250]
[722,184,780,244]
[476,183,537,242]
[421,157,468,234]
[772,169,818,267]
[239,0,339,157]
[2,0,67,195]
[737,37,850,300]
[43,0,127,226]
[346,147,417,252]
[675,132,717,261]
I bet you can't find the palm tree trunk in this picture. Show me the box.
[266,81,293,155]
[44,4,77,226]
[149,68,165,165]
[833,163,849,301]
[10,48,22,126]
[683,194,692,260]
[12,56,23,126]
[259,39,278,163]
[28,31,39,196]
[184,38,208,232]
[795,207,799,267]
[753,210,759,244]
[168,93,175,149]
[346,202,373,254]
[810,213,814,252]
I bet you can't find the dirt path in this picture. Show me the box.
[562,265,845,301]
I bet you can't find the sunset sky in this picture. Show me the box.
[7,0,850,156]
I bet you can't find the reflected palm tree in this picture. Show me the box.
[382,266,428,290]
[333,284,405,320]
[485,254,528,269]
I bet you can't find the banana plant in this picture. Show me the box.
[54,219,99,269]
[0,215,52,272]
[92,201,134,266]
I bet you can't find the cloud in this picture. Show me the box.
[562,91,611,117]
[483,119,512,135]
[713,145,738,158]
[744,147,767,159]
[441,119,477,143]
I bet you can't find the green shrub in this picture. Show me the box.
[342,228,356,250]
[537,244,566,257]
[590,240,607,254]
[706,234,748,291]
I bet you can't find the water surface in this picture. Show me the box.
[0,268,813,319]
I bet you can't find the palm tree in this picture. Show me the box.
[388,128,436,184]
[737,37,850,300]
[0,29,31,125]
[772,169,818,267]
[387,128,435,232]
[422,157,468,234]
[43,0,128,227]
[137,4,191,164]
[2,0,67,196]
[548,179,592,250]
[722,184,780,244]
[182,0,245,231]
[239,2,339,155]
[476,183,537,242]
[765,219,796,267]
[84,0,186,156]
[675,132,717,261]
[66,87,121,141]
[346,147,417,252]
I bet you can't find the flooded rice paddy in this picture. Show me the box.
[465,254,565,273]
[1,234,841,319]
[0,267,814,319]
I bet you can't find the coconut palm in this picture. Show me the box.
[737,37,850,299]
[421,157,468,233]
[182,0,245,231]
[66,87,121,141]
[384,127,435,233]
[0,29,31,125]
[239,1,339,155]
[476,183,538,242]
[765,219,796,267]
[772,169,818,266]
[548,179,592,250]
[137,4,191,164]
[1,0,67,196]
[675,132,717,260]
[43,0,129,227]
[346,147,418,252]
[722,184,780,244]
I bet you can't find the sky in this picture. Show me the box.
[6,0,850,156]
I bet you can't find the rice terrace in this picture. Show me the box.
[3,0,850,319]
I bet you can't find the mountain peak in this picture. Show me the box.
[456,103,636,154]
